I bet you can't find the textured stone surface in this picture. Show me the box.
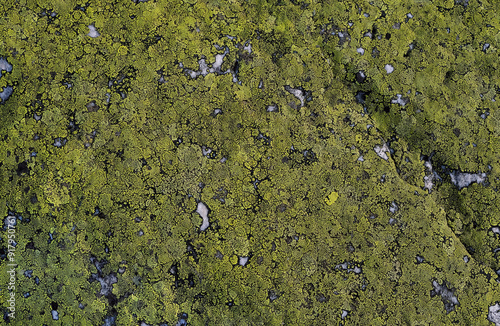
[0,0,499,325]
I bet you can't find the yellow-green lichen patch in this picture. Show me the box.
[1,0,500,325]
[325,191,339,206]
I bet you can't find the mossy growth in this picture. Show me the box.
[1,0,500,325]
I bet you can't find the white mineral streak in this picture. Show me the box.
[374,143,390,161]
[449,170,486,189]
[489,303,500,325]
[87,25,100,38]
[196,202,210,231]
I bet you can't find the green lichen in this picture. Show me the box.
[325,191,339,205]
[1,0,500,325]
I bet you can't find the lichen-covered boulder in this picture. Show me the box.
[1,0,499,325]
